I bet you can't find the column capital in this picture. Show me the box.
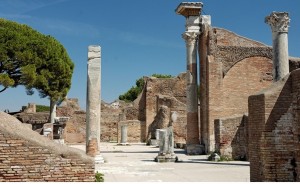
[175,2,203,17]
[265,12,290,33]
[182,32,199,46]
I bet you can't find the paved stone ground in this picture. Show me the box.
[69,143,250,182]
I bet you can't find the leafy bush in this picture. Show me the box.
[36,105,50,112]
[151,74,172,78]
[95,171,104,182]
[119,74,173,102]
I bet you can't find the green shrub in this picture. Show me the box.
[119,74,173,102]
[95,171,104,182]
[36,105,50,112]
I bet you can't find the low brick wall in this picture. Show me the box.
[0,112,95,182]
[214,114,248,160]
[248,69,300,182]
[118,120,146,143]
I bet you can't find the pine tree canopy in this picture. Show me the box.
[0,18,74,102]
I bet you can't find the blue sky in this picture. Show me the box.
[0,0,299,112]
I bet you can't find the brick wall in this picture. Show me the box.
[248,69,300,181]
[144,74,187,143]
[199,25,273,152]
[214,114,248,160]
[156,95,187,143]
[101,112,119,142]
[0,112,95,182]
[222,57,272,117]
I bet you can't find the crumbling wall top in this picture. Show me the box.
[0,111,93,163]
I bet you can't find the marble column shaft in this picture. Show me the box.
[265,12,290,82]
[182,27,200,145]
[86,45,101,157]
[121,125,128,144]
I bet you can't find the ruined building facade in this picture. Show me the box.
[39,73,187,147]
[199,25,273,153]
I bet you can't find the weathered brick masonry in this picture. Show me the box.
[199,25,273,152]
[144,74,187,143]
[248,69,300,182]
[214,114,248,160]
[0,112,95,182]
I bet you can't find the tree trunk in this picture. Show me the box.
[49,99,57,123]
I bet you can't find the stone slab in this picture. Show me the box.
[69,143,250,182]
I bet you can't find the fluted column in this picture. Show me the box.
[265,12,290,82]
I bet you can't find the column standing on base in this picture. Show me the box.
[265,12,290,82]
[86,45,101,158]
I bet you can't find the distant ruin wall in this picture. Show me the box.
[145,74,187,143]
[0,112,94,182]
[57,100,86,143]
[214,114,248,160]
[156,95,186,143]
[118,120,146,143]
[248,69,300,182]
[101,112,119,142]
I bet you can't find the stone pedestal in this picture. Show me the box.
[176,2,202,155]
[265,12,290,82]
[186,144,205,155]
[155,129,160,147]
[86,45,103,163]
[155,128,178,162]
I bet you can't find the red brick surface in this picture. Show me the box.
[214,114,248,160]
[145,75,187,143]
[199,26,273,152]
[0,112,95,182]
[0,132,95,182]
[248,69,300,181]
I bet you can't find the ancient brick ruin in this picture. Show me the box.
[247,12,300,182]
[1,2,300,182]
[0,112,94,182]
[248,68,300,181]
[199,25,274,153]
[32,73,187,147]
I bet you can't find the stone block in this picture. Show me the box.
[186,144,205,155]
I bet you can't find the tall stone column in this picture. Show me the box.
[86,45,103,163]
[176,2,203,155]
[265,12,290,82]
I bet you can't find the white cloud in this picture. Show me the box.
[0,0,69,15]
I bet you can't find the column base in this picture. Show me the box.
[186,144,205,155]
[95,154,105,164]
[155,154,178,163]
